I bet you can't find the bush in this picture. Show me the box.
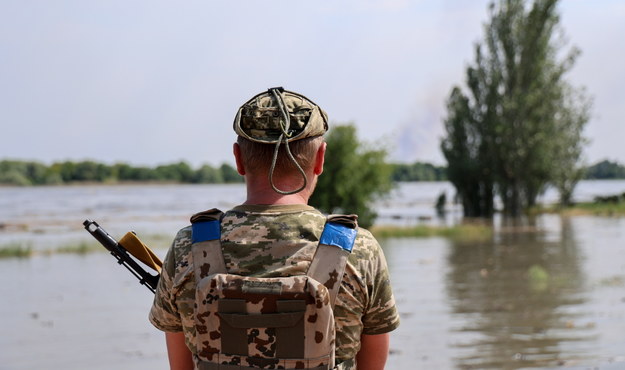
[310,124,392,228]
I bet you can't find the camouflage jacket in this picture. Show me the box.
[149,204,399,368]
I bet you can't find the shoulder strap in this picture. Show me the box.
[190,209,358,309]
[307,214,358,309]
[190,208,226,280]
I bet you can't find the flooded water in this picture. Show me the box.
[1,181,624,369]
[387,215,625,369]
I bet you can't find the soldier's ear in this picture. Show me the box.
[313,142,326,176]
[233,142,246,176]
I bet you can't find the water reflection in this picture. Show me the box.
[446,216,596,369]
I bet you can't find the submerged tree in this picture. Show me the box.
[442,87,496,217]
[441,0,591,217]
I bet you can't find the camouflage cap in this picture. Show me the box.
[233,87,329,144]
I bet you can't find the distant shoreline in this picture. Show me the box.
[3,178,625,189]
[2,159,624,187]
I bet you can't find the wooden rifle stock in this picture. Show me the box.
[83,219,159,293]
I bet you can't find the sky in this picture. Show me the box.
[1,0,623,168]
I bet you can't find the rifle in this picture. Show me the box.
[83,219,162,293]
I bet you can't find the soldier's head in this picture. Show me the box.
[232,87,328,195]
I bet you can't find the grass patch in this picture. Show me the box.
[371,223,493,241]
[0,243,33,258]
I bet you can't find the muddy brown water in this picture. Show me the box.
[1,182,624,369]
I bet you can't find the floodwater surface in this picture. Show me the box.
[1,182,624,369]
[386,215,625,369]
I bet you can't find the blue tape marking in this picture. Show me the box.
[319,222,357,253]
[192,221,221,243]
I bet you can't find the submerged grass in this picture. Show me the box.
[567,202,625,216]
[56,241,101,254]
[597,275,625,287]
[0,243,33,258]
[0,233,170,259]
[371,222,493,241]
[536,201,625,217]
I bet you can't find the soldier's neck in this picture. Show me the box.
[243,175,312,205]
[244,193,308,205]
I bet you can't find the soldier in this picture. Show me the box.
[150,87,399,370]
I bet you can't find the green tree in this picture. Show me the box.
[391,162,447,182]
[0,160,33,186]
[585,160,625,180]
[549,86,591,205]
[113,163,134,181]
[0,161,30,185]
[51,161,75,182]
[442,88,496,217]
[74,161,112,182]
[441,0,591,216]
[309,124,392,228]
[220,163,243,183]
[194,164,224,183]
[154,161,194,182]
[0,160,63,185]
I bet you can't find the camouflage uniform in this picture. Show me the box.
[150,204,399,369]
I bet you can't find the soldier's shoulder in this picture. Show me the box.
[355,226,376,240]
[354,227,380,251]
[170,225,193,262]
[173,225,192,245]
[344,226,381,265]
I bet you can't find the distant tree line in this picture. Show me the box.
[390,162,447,182]
[0,160,243,186]
[389,160,624,182]
[585,160,625,180]
[1,158,621,187]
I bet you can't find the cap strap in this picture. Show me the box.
[267,88,308,195]
[270,87,293,138]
